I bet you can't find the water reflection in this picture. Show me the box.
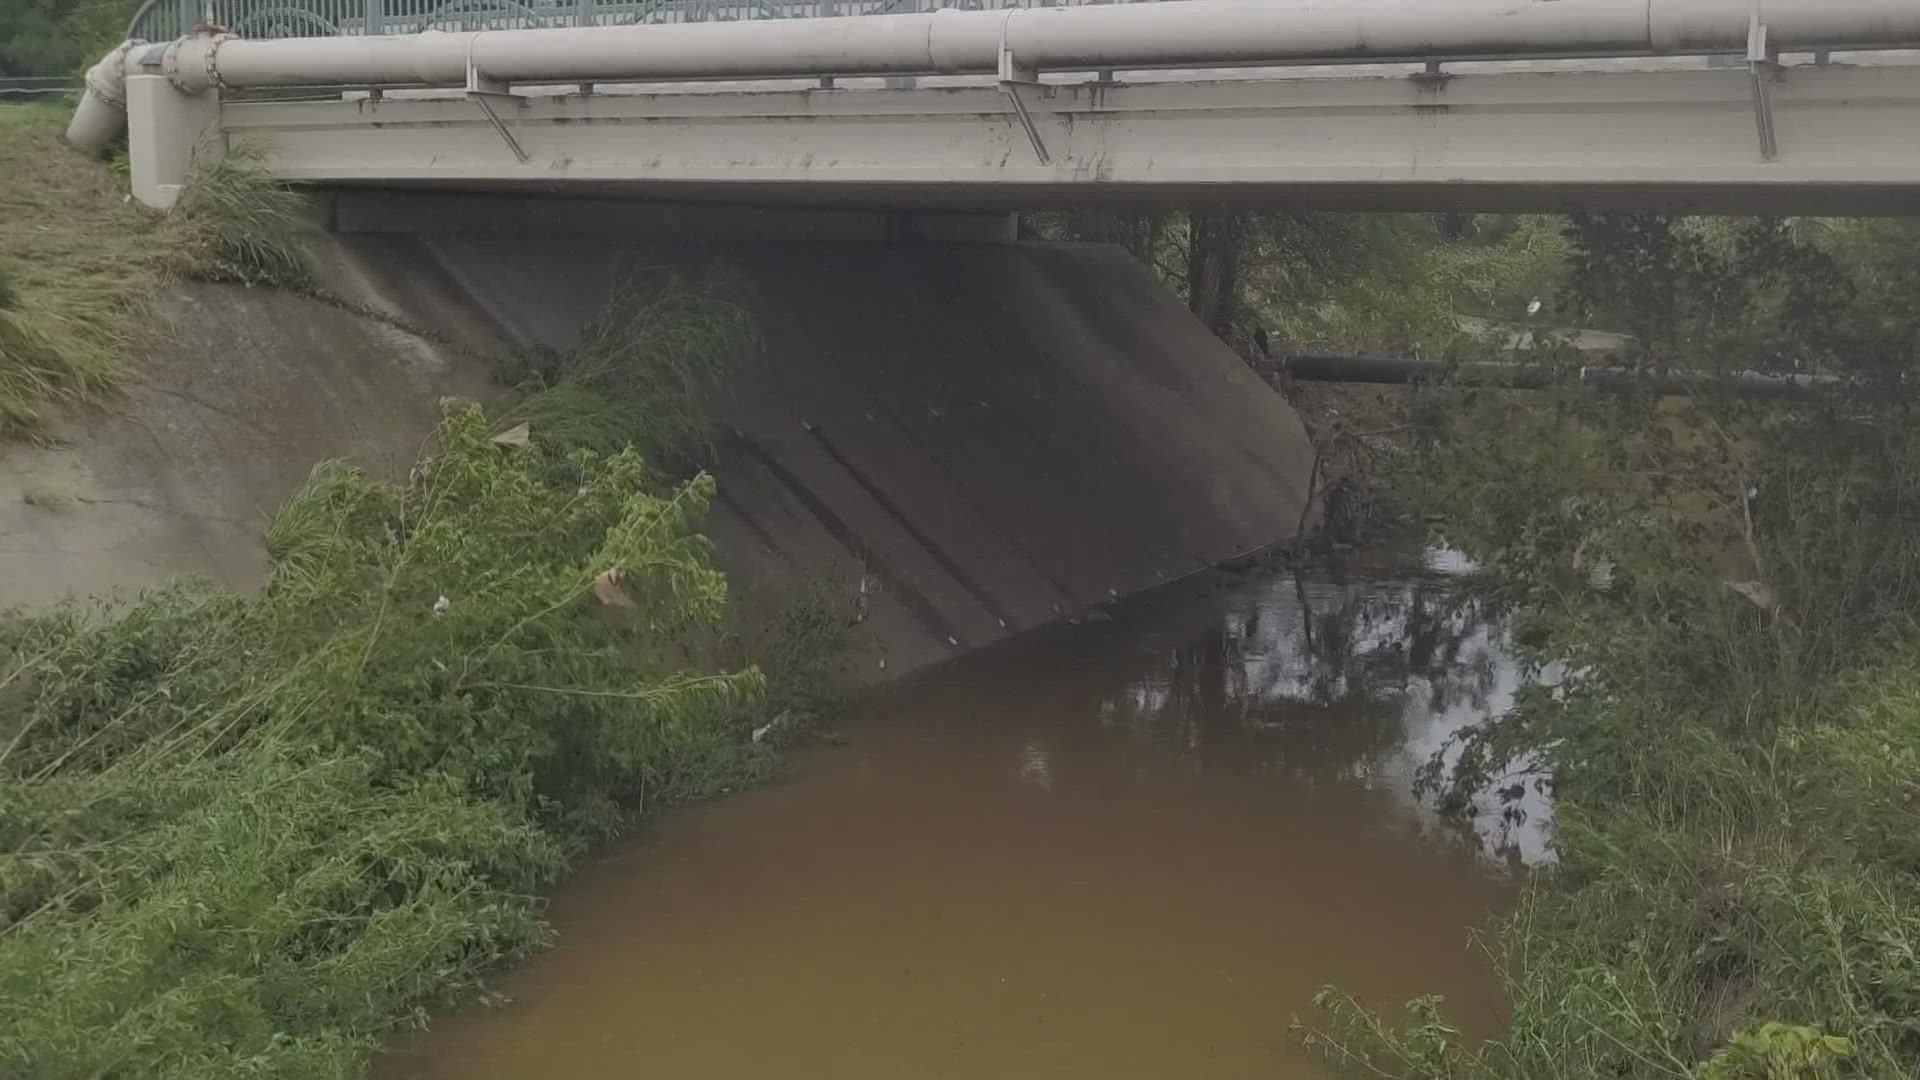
[1014,739,1054,789]
[1090,556,1550,865]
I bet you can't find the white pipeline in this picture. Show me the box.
[65,41,133,157]
[65,0,1920,153]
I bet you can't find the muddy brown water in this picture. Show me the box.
[378,552,1540,1080]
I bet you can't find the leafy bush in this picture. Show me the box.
[1298,215,1920,1078]
[0,0,144,79]
[502,267,754,470]
[0,404,772,1078]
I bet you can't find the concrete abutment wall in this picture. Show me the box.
[0,196,1314,679]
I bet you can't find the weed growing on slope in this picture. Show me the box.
[502,267,755,470]
[0,105,315,436]
[0,404,773,1078]
[0,104,150,435]
[173,142,313,288]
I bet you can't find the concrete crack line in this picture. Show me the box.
[63,495,261,526]
[125,381,281,440]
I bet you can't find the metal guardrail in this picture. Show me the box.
[128,0,1147,42]
[0,77,78,99]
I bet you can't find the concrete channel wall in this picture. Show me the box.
[0,280,499,610]
[330,199,1315,675]
[0,198,1315,679]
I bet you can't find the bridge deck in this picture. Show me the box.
[202,57,1920,214]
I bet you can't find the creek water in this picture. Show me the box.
[378,550,1542,1080]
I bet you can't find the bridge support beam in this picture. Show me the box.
[125,74,219,210]
[206,62,1920,216]
[317,189,1017,243]
[77,1,1920,213]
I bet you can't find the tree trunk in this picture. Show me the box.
[1066,209,1166,266]
[1186,207,1243,341]
[1435,211,1476,241]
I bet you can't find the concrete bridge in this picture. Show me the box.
[78,0,1920,214]
[38,0,1920,675]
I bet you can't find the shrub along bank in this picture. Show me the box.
[0,399,839,1078]
[1298,216,1920,1078]
[0,116,837,1071]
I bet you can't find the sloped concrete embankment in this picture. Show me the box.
[0,278,496,609]
[0,212,1314,678]
[334,220,1315,676]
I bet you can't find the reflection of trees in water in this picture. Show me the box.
[1096,572,1505,788]
[1081,567,1550,863]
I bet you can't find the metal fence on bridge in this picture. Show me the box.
[128,0,1157,41]
[0,77,78,100]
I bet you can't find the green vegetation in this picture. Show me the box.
[0,105,151,436]
[1029,208,1578,545]
[1225,212,1568,355]
[0,105,841,1071]
[502,268,753,467]
[13,67,1918,1074]
[0,104,313,436]
[1029,209,1569,358]
[0,0,143,79]
[0,391,837,1076]
[173,144,315,289]
[1289,215,1920,1078]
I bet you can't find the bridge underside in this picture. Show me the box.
[312,178,1920,217]
[199,62,1920,215]
[321,218,1315,676]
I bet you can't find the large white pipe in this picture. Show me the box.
[65,40,134,156]
[155,0,1920,94]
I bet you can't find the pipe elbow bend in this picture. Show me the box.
[66,40,136,156]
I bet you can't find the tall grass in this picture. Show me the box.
[173,143,314,289]
[0,260,124,435]
[0,105,313,437]
[0,104,152,435]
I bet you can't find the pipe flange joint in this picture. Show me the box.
[203,33,230,92]
[83,40,135,109]
[160,37,185,88]
[161,32,227,94]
